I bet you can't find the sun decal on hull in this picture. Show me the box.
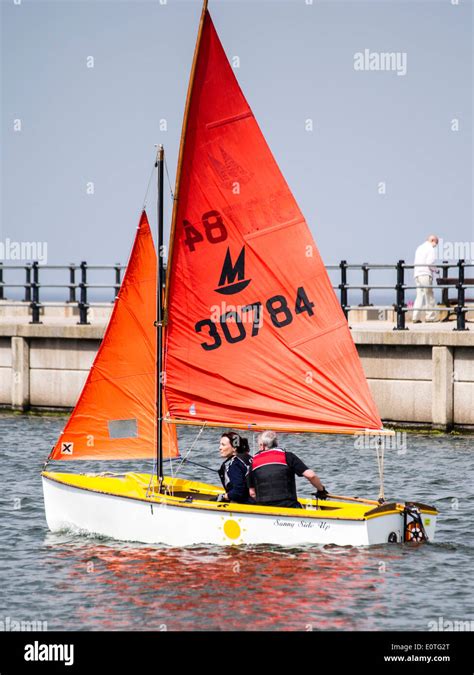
[221,516,245,544]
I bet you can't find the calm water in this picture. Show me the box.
[1,414,472,632]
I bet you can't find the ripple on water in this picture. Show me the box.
[1,415,473,631]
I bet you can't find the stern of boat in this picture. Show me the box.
[364,500,438,545]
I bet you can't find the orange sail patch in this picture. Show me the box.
[50,212,178,460]
[164,12,382,433]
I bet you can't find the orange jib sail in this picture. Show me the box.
[164,11,382,434]
[50,212,178,460]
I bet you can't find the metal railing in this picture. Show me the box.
[0,262,124,325]
[327,260,474,331]
[0,260,472,330]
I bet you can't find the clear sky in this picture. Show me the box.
[1,0,472,281]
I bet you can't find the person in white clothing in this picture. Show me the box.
[412,235,439,323]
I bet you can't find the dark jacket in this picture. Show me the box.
[218,454,253,503]
[247,448,308,508]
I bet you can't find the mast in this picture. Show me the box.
[164,0,208,310]
[156,0,208,483]
[156,144,165,490]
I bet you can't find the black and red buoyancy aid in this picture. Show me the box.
[250,448,297,504]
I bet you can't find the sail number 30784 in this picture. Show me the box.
[195,287,315,351]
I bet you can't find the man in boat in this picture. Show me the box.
[216,432,253,504]
[248,430,327,509]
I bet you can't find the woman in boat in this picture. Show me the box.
[217,432,253,504]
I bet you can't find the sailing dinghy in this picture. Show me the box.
[42,2,437,547]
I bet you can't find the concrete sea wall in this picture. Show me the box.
[0,322,473,430]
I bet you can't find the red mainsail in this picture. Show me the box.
[164,10,382,434]
[50,212,179,460]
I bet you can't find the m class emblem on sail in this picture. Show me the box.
[215,246,251,294]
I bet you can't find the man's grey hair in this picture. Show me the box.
[258,430,278,449]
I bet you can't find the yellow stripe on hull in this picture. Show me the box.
[41,471,437,522]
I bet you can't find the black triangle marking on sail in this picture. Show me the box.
[215,246,251,295]
[207,146,253,190]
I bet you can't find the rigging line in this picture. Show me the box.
[173,423,208,479]
[146,455,158,499]
[178,458,218,473]
[142,158,157,212]
[168,454,175,481]
[164,155,175,201]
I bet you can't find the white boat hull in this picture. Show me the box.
[42,474,437,547]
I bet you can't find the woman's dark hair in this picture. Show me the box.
[221,432,249,454]
[238,437,250,454]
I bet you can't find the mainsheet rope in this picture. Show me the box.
[376,438,385,502]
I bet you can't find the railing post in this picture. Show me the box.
[29,260,41,324]
[0,262,4,301]
[359,262,372,307]
[454,259,468,331]
[114,262,121,300]
[394,259,407,330]
[24,265,32,302]
[77,261,90,325]
[441,260,449,308]
[339,260,348,320]
[68,264,76,303]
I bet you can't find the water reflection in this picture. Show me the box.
[44,536,407,631]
